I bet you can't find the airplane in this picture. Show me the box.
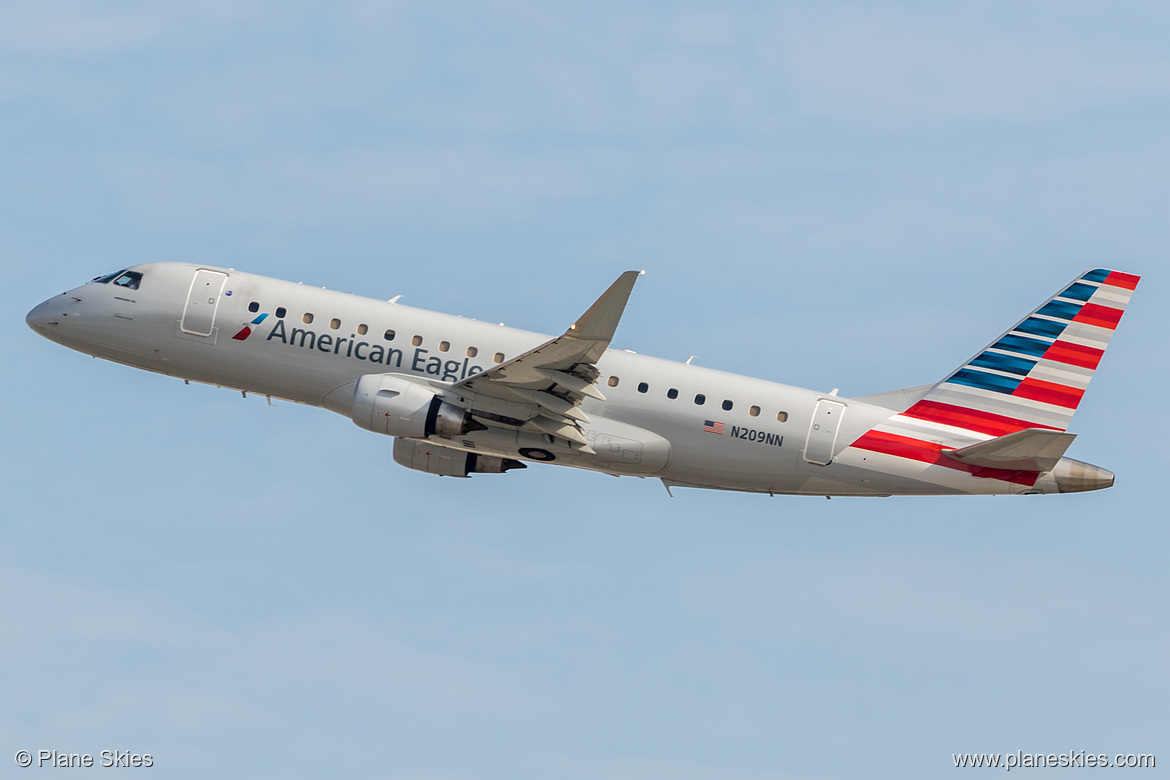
[26,263,1139,497]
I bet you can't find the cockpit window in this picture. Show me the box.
[112,271,143,290]
[91,269,126,284]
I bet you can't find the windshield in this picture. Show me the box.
[91,269,126,284]
[112,271,143,290]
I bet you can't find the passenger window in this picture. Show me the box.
[695,394,706,405]
[303,313,314,324]
[412,335,423,347]
[439,341,450,352]
[722,400,733,411]
[466,346,478,358]
[329,318,341,330]
[357,324,368,336]
[637,382,648,393]
[608,376,620,387]
[275,307,287,318]
[112,271,143,290]
[667,388,679,399]
[248,301,260,313]
[749,405,760,417]
[776,411,788,423]
[384,329,395,341]
[493,352,505,363]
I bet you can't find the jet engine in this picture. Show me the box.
[352,373,480,438]
[393,439,525,477]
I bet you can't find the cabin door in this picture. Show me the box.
[804,399,846,465]
[180,269,228,337]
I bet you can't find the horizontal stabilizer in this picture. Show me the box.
[943,429,1076,472]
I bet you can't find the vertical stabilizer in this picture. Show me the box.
[902,269,1139,435]
[845,269,1139,487]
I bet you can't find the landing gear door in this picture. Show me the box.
[180,269,228,337]
[804,399,846,465]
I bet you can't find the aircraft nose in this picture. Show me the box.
[26,299,56,332]
[26,296,71,333]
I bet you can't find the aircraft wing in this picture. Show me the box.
[450,270,640,448]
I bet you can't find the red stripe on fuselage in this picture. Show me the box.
[1042,340,1104,370]
[851,430,941,464]
[1072,302,1123,330]
[1103,271,1140,290]
[848,430,1039,486]
[902,400,1060,436]
[1012,377,1084,409]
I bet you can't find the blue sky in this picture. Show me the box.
[2,2,1167,778]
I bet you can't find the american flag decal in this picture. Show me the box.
[703,420,724,434]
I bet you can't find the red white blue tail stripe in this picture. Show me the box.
[846,269,1139,485]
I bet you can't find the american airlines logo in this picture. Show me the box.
[232,313,268,341]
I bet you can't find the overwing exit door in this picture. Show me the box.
[180,270,228,337]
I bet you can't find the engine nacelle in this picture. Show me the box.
[392,439,525,477]
[352,373,474,438]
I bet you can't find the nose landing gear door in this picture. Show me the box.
[180,269,228,337]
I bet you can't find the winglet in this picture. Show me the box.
[568,270,640,344]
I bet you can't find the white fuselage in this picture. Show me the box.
[26,262,1091,496]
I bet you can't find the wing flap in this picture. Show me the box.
[525,414,593,448]
[505,388,592,423]
[536,368,607,400]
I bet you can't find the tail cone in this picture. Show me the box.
[1053,458,1114,493]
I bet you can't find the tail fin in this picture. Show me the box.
[903,269,1140,434]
